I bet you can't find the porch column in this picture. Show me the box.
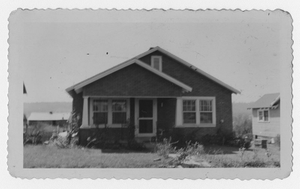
[81,96,89,128]
[175,97,183,126]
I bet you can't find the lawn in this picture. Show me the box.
[200,144,280,167]
[24,145,164,168]
[24,144,280,168]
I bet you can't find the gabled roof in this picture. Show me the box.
[66,46,240,95]
[66,58,192,94]
[248,93,280,109]
[135,46,240,94]
[28,112,71,121]
[23,83,27,94]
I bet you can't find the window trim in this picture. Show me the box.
[182,100,197,124]
[176,97,216,127]
[151,56,162,71]
[257,109,270,122]
[90,98,130,128]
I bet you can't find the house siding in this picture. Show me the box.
[69,90,83,126]
[79,128,131,147]
[83,64,183,97]
[71,49,235,145]
[140,51,233,138]
[252,106,280,138]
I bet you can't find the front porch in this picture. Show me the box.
[78,97,177,147]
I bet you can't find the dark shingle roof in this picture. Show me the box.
[248,93,280,109]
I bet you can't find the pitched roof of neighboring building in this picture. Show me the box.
[66,46,240,95]
[248,93,280,109]
[23,83,27,94]
[28,112,71,121]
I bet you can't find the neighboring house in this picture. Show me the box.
[66,46,239,146]
[248,93,280,141]
[28,112,70,127]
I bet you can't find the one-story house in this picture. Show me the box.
[28,112,70,127]
[66,46,240,146]
[248,93,280,142]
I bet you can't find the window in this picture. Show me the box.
[258,110,269,122]
[112,100,127,124]
[200,100,213,123]
[93,100,108,124]
[151,56,162,71]
[183,100,196,123]
[91,99,129,127]
[180,97,216,126]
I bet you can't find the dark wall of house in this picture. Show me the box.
[157,98,176,137]
[79,128,130,147]
[140,51,234,137]
[156,97,232,143]
[83,64,183,97]
[70,90,83,126]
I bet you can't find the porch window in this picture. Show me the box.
[177,97,216,127]
[151,56,162,71]
[93,100,108,124]
[112,100,127,124]
[91,99,129,127]
[258,110,269,122]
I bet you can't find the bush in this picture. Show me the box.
[233,114,252,137]
[156,138,174,158]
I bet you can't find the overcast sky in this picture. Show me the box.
[12,10,288,103]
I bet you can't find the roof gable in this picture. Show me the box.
[135,47,240,94]
[66,58,192,94]
[248,93,280,109]
[66,46,240,95]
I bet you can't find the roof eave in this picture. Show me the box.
[150,47,240,94]
[67,58,193,95]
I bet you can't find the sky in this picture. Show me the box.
[12,10,289,103]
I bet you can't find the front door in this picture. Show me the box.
[135,99,157,137]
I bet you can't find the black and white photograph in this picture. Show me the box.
[8,8,292,179]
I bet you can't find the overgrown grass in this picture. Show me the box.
[24,143,280,168]
[24,145,164,168]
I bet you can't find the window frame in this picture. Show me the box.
[90,98,130,128]
[151,56,162,71]
[182,100,197,124]
[179,97,216,127]
[112,99,128,124]
[92,99,108,125]
[199,99,214,124]
[257,109,270,122]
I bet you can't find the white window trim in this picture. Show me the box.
[257,109,270,123]
[176,97,216,127]
[151,56,162,71]
[89,98,130,128]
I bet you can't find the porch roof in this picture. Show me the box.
[66,59,192,95]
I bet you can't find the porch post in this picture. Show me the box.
[81,96,89,128]
[175,97,183,126]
